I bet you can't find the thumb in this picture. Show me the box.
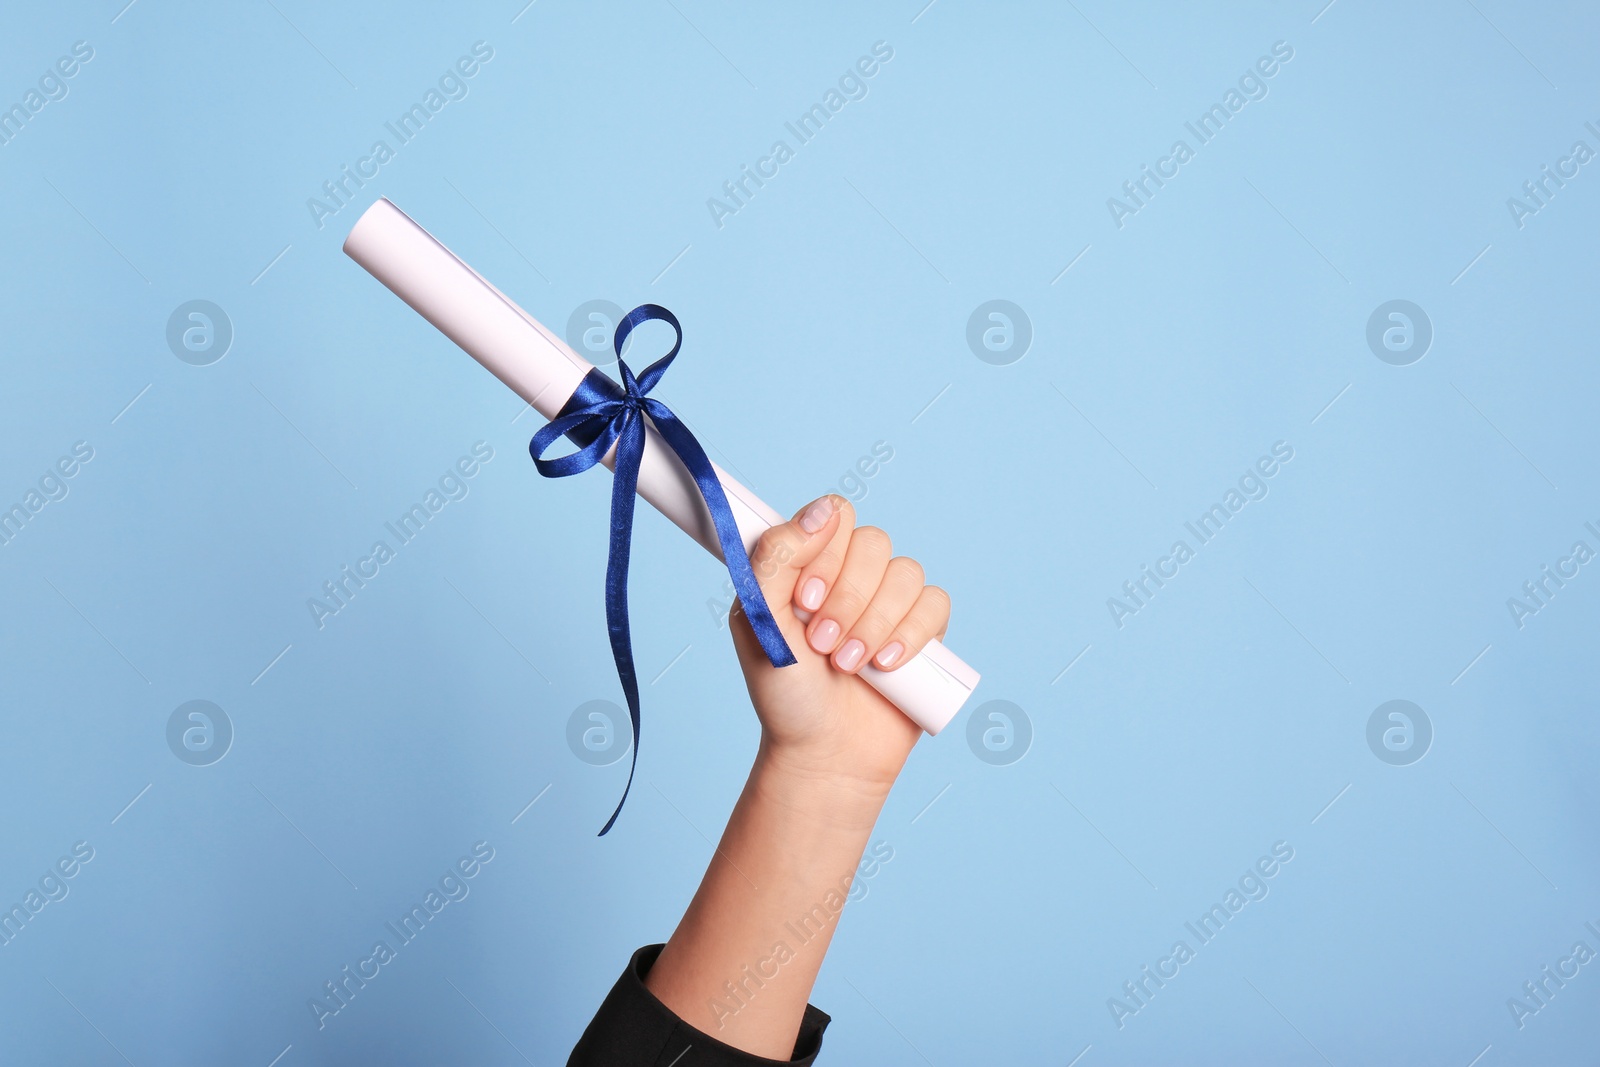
[744,494,845,610]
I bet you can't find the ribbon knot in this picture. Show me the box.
[530,304,796,835]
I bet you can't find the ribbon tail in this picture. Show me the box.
[596,411,645,837]
[646,404,797,669]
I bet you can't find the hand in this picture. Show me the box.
[728,495,951,794]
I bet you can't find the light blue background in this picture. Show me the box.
[1,1,1597,1063]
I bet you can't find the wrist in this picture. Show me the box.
[750,739,897,834]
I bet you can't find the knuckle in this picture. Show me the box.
[853,525,892,557]
[890,556,925,588]
[753,527,786,561]
[752,531,798,580]
[826,586,868,620]
[809,546,843,576]
[922,585,952,616]
[856,603,896,636]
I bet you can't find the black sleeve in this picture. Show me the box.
[567,944,831,1066]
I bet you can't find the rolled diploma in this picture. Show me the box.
[343,197,979,734]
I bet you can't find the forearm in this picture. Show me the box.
[644,740,893,1059]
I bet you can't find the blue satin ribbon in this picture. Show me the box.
[530,304,796,835]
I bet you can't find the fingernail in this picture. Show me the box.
[809,618,841,654]
[799,497,832,534]
[834,639,865,671]
[875,641,904,668]
[799,577,826,611]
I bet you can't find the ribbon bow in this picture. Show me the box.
[530,304,796,835]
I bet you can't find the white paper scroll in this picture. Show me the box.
[343,198,978,734]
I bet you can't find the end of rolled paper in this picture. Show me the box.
[340,195,592,421]
[923,676,979,736]
[342,196,402,260]
[860,643,978,736]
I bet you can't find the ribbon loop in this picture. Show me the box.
[529,304,795,835]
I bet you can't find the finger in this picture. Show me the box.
[831,556,923,673]
[873,585,951,671]
[792,497,856,617]
[746,494,844,611]
[807,525,891,656]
